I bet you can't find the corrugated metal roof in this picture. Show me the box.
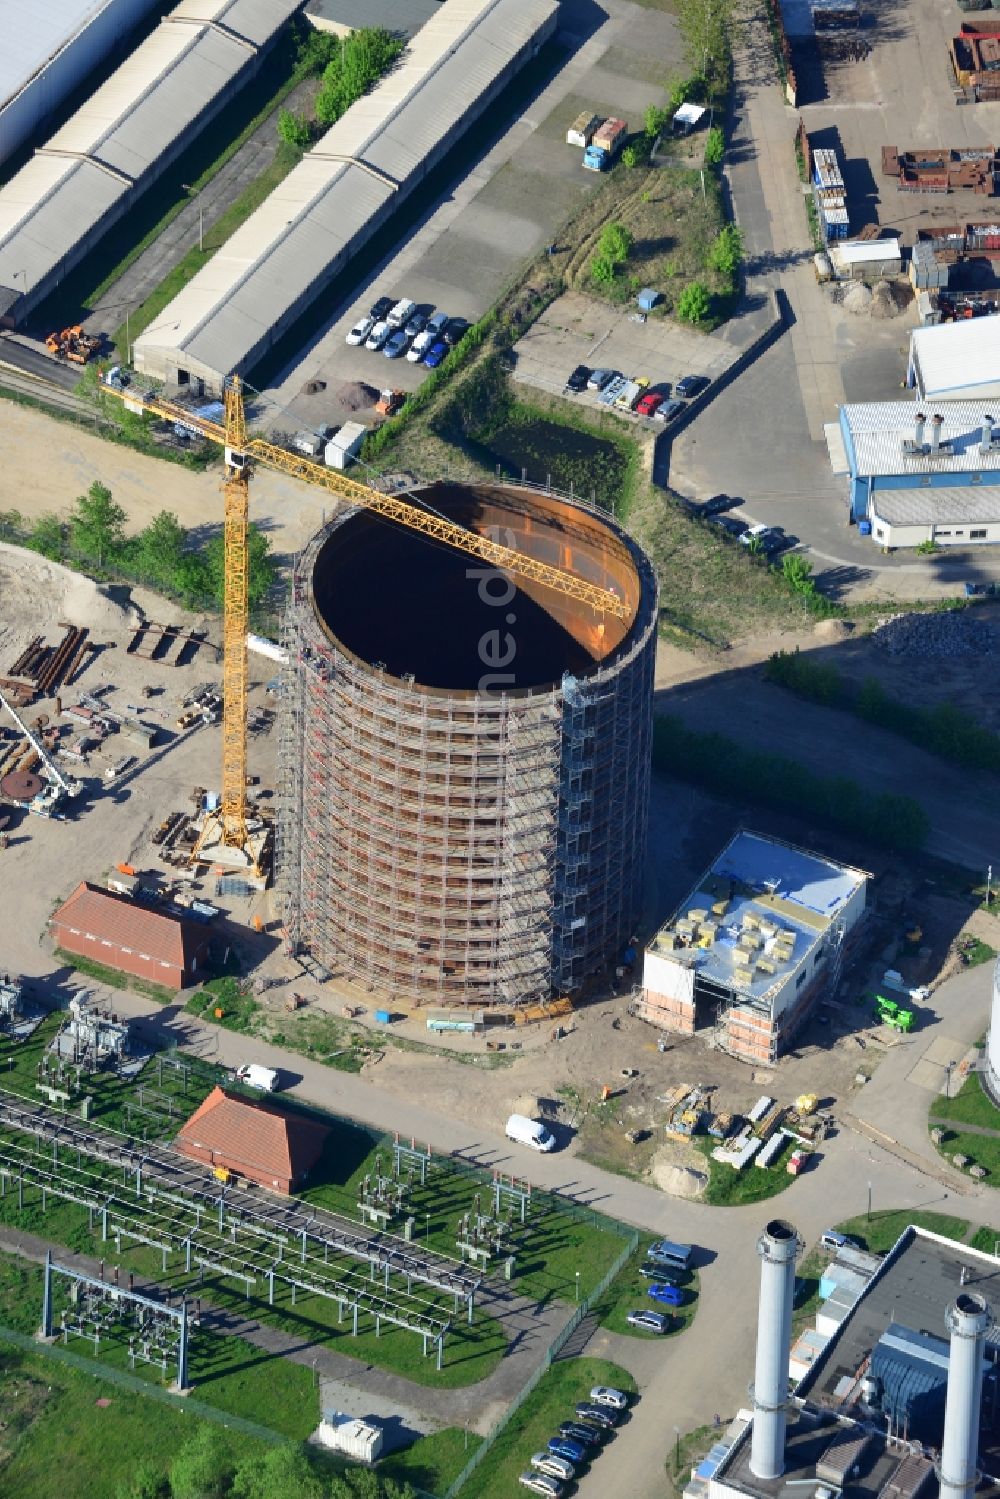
[910,319,1000,400]
[0,0,303,313]
[843,401,1000,476]
[872,484,1000,527]
[1,0,130,112]
[135,0,559,379]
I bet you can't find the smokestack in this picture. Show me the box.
[929,414,944,454]
[750,1219,800,1481]
[914,412,926,450]
[938,1292,992,1499]
[981,416,995,455]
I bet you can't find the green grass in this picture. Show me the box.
[591,1237,699,1337]
[968,1227,1000,1255]
[697,1137,799,1206]
[113,142,304,355]
[0,1341,267,1499]
[379,1427,482,1493]
[186,976,264,1035]
[962,939,997,968]
[930,1072,1000,1128]
[453,1357,637,1498]
[53,949,175,1003]
[833,1209,971,1254]
[0,1254,317,1439]
[792,1247,827,1334]
[930,1129,1000,1183]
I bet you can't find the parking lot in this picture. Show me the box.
[264,0,685,432]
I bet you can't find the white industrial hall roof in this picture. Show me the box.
[908,319,1000,402]
[133,0,559,386]
[841,401,1000,477]
[2,1,118,108]
[0,0,305,319]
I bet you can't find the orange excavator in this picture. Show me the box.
[45,325,103,365]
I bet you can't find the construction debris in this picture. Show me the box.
[872,611,995,658]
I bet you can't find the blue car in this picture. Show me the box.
[648,1282,684,1307]
[547,1437,585,1465]
[423,339,449,368]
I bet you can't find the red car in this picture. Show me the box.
[634,390,665,417]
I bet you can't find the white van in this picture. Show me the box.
[506,1114,556,1152]
[387,297,417,329]
[235,1063,279,1092]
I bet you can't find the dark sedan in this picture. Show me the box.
[565,365,590,392]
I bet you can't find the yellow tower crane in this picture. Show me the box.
[102,374,627,866]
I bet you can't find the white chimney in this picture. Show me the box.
[938,1291,992,1499]
[929,414,944,454]
[914,412,926,450]
[749,1219,800,1481]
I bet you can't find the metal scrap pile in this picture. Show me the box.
[872,610,994,657]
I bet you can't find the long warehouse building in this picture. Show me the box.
[133,0,559,389]
[0,0,306,327]
[0,0,162,170]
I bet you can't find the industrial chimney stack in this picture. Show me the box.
[938,1292,992,1499]
[929,414,944,454]
[749,1219,801,1481]
[914,412,926,450]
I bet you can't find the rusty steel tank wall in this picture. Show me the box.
[277,482,658,1007]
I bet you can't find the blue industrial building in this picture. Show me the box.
[827,401,1000,548]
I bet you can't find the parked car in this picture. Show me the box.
[426,310,450,338]
[708,515,749,538]
[657,397,685,422]
[506,1114,556,1152]
[404,310,429,338]
[590,1386,629,1410]
[368,295,393,321]
[701,493,740,515]
[676,374,709,398]
[565,364,590,393]
[548,1436,585,1464]
[821,1230,860,1252]
[443,316,469,346]
[638,1262,681,1282]
[407,329,435,362]
[648,1282,684,1307]
[634,390,666,418]
[531,1453,576,1482]
[365,321,391,351]
[740,523,792,556]
[646,1240,693,1270]
[383,329,410,358]
[587,367,616,391]
[558,1421,606,1448]
[423,339,449,368]
[519,1473,563,1498]
[575,1403,619,1429]
[387,297,417,329]
[346,315,375,346]
[626,1309,670,1334]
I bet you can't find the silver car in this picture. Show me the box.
[531,1452,575,1482]
[519,1474,563,1498]
[383,329,410,358]
[590,1384,629,1410]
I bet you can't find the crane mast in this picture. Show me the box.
[101,373,628,866]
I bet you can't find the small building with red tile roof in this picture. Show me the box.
[50,881,212,990]
[174,1086,330,1194]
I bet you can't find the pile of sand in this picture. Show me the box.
[338,381,379,412]
[842,281,873,315]
[650,1155,707,1198]
[813,618,852,642]
[0,543,141,636]
[870,280,902,319]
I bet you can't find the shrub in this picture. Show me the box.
[708,223,744,277]
[622,144,638,168]
[704,125,724,165]
[315,29,404,126]
[277,108,311,149]
[677,281,711,324]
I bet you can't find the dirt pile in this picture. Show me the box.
[337,381,379,412]
[870,280,903,319]
[650,1153,707,1198]
[0,544,141,641]
[873,609,994,658]
[841,282,873,315]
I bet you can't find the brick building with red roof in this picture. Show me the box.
[50,881,212,990]
[174,1086,330,1194]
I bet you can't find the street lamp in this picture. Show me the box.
[182,184,204,252]
[575,1270,580,1303]
[867,1180,872,1221]
[425,1213,430,1243]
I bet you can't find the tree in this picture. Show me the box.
[590,254,618,286]
[277,108,311,149]
[315,28,404,126]
[677,281,711,324]
[667,76,692,113]
[26,514,66,561]
[203,521,276,611]
[231,1443,324,1499]
[645,103,669,138]
[704,125,724,165]
[673,0,735,78]
[621,144,638,168]
[69,481,126,567]
[134,510,188,590]
[114,1459,165,1499]
[169,1426,233,1499]
[599,222,634,264]
[708,224,744,277]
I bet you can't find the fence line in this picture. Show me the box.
[442,1226,639,1498]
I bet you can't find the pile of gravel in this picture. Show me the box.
[872,610,994,657]
[337,380,379,412]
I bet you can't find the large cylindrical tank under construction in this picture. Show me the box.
[278,480,658,1007]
